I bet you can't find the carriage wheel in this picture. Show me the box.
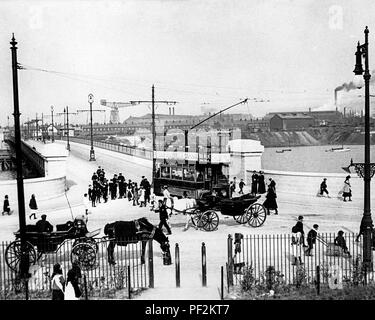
[201,210,219,232]
[71,243,97,271]
[5,240,37,272]
[191,209,205,228]
[246,203,267,227]
[73,237,99,252]
[233,212,249,224]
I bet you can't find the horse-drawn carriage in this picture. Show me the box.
[5,219,101,272]
[171,190,267,232]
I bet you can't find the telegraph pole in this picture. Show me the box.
[10,33,29,299]
[130,85,178,189]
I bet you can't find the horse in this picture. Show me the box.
[104,217,171,265]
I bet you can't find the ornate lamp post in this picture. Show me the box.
[88,94,95,161]
[344,26,375,271]
[50,105,54,142]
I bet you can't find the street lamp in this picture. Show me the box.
[344,26,375,271]
[50,105,54,142]
[88,93,95,161]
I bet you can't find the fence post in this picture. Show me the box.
[202,242,207,287]
[128,265,131,299]
[226,262,230,294]
[83,275,88,300]
[175,243,180,288]
[316,265,320,295]
[148,239,154,288]
[227,234,233,286]
[221,266,224,300]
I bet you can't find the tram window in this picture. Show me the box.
[183,168,195,181]
[161,166,171,178]
[171,167,183,180]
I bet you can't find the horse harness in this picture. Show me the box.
[135,219,156,240]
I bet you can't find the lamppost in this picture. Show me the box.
[344,26,375,271]
[10,33,29,299]
[50,105,55,142]
[88,94,95,161]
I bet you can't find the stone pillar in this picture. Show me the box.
[227,139,264,185]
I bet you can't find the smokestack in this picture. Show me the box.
[334,90,338,112]
[173,107,175,115]
[169,107,171,115]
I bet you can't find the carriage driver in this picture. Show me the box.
[36,214,53,233]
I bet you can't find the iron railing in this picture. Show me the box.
[227,232,372,288]
[0,238,154,300]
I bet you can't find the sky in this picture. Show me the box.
[1,0,375,127]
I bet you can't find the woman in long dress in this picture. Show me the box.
[64,262,82,300]
[257,171,266,194]
[263,179,278,215]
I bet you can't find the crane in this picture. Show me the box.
[100,99,135,124]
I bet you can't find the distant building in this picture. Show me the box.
[269,113,315,131]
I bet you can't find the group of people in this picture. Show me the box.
[318,175,353,202]
[290,216,351,266]
[86,166,152,208]
[229,171,266,196]
[51,262,83,300]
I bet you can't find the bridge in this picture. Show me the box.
[0,135,371,299]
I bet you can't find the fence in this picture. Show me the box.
[61,136,153,160]
[227,232,373,289]
[0,237,154,300]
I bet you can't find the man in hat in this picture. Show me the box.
[36,214,53,233]
[292,216,308,248]
[163,185,174,214]
[305,224,319,256]
[319,178,330,198]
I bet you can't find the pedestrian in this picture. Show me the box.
[305,224,319,256]
[229,181,235,198]
[127,182,133,201]
[64,261,82,300]
[239,179,246,195]
[342,175,352,202]
[83,193,90,215]
[93,180,101,204]
[257,171,266,194]
[263,179,278,215]
[292,216,308,248]
[88,184,93,202]
[143,177,151,204]
[91,171,98,183]
[155,199,172,235]
[2,195,11,215]
[251,171,258,195]
[51,263,65,300]
[133,183,139,206]
[291,231,304,266]
[318,178,330,197]
[335,230,351,256]
[118,173,125,199]
[91,186,97,207]
[96,166,102,176]
[103,179,109,203]
[111,176,118,200]
[29,194,38,220]
[139,186,146,207]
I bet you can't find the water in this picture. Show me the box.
[262,144,375,173]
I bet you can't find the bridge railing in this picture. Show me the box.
[61,136,153,160]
